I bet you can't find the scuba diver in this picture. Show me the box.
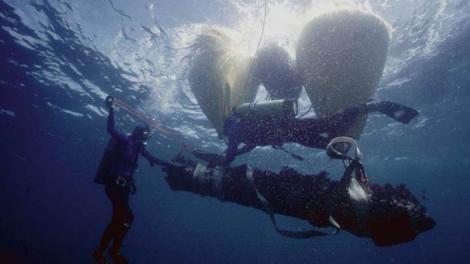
[206,41,418,166]
[222,100,418,166]
[92,96,164,264]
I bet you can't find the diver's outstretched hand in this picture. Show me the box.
[150,158,173,170]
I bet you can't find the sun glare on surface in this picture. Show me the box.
[232,0,369,56]
[233,0,339,56]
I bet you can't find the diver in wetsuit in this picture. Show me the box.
[219,44,303,166]
[93,96,163,264]
[219,43,418,166]
[222,101,418,166]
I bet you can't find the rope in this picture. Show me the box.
[108,96,195,153]
[253,0,268,64]
[112,98,174,137]
[235,0,269,107]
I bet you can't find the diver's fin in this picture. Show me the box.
[377,101,418,124]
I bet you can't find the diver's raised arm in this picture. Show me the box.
[106,96,127,142]
[106,106,116,134]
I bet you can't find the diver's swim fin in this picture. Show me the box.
[377,101,418,124]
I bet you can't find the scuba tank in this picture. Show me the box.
[234,99,298,119]
[94,138,140,193]
[94,138,118,185]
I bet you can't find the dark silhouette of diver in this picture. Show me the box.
[93,96,163,264]
[222,101,418,166]
[202,44,416,166]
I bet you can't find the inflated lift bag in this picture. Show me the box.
[297,9,390,138]
[189,27,259,137]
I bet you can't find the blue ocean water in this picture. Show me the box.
[1,0,470,263]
